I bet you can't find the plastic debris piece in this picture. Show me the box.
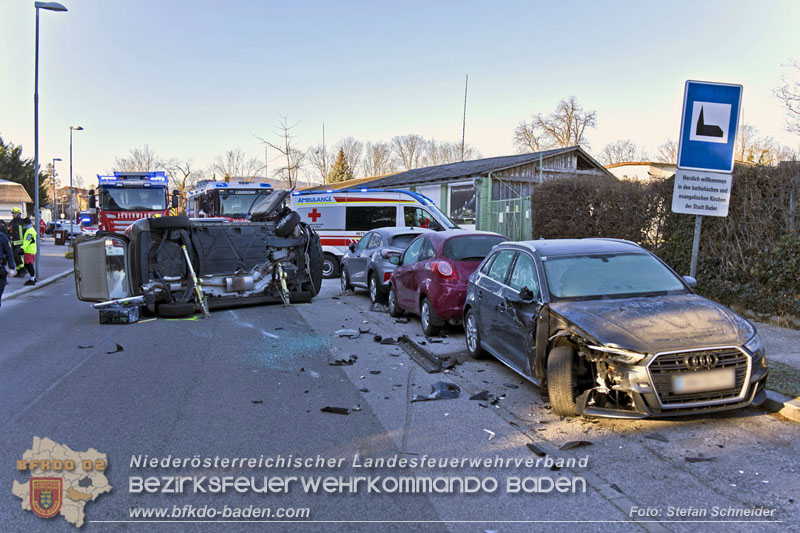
[329,355,358,366]
[470,391,492,401]
[252,400,263,404]
[336,329,360,339]
[308,370,320,379]
[370,303,388,313]
[359,325,371,334]
[395,317,410,324]
[645,432,669,443]
[483,429,495,440]
[380,337,398,345]
[610,484,624,494]
[275,327,284,330]
[559,440,593,450]
[373,334,383,342]
[77,345,94,349]
[106,344,124,354]
[411,381,461,402]
[503,383,519,389]
[427,338,443,343]
[685,456,716,463]
[369,370,381,375]
[321,406,350,415]
[359,388,369,393]
[526,443,546,457]
[352,405,362,411]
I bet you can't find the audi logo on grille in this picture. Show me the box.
[684,353,719,370]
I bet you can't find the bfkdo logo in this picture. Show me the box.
[30,478,63,518]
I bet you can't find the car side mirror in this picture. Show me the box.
[519,286,535,301]
[389,255,400,265]
[683,275,698,289]
[348,243,356,253]
[171,191,180,209]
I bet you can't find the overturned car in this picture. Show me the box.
[463,238,768,418]
[74,190,323,316]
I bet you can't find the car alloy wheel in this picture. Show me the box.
[465,310,485,358]
[421,297,441,336]
[341,268,352,292]
[388,285,403,317]
[369,274,377,303]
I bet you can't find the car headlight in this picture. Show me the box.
[744,333,763,356]
[587,344,647,365]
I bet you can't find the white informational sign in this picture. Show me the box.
[671,169,732,217]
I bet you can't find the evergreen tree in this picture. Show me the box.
[327,148,353,183]
[0,135,48,209]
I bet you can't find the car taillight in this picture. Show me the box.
[433,261,458,280]
[384,272,392,283]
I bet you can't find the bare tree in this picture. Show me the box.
[600,139,648,165]
[423,140,480,166]
[391,134,426,170]
[113,145,163,171]
[513,96,597,152]
[336,137,363,178]
[166,159,202,211]
[210,148,263,182]
[656,139,678,164]
[256,115,305,188]
[307,144,333,184]
[361,142,395,177]
[776,59,800,135]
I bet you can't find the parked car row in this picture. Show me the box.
[342,232,769,420]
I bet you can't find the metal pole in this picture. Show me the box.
[69,128,74,238]
[690,214,703,278]
[461,74,468,162]
[51,157,61,222]
[34,8,41,278]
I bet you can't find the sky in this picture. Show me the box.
[1,0,799,187]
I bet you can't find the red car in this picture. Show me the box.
[388,230,506,335]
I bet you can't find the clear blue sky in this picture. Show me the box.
[1,0,799,185]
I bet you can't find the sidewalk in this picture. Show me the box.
[756,322,800,371]
[4,236,73,292]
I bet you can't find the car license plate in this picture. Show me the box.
[672,368,736,394]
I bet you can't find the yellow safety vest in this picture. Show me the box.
[21,226,37,255]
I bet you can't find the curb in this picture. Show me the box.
[761,390,800,423]
[4,268,74,301]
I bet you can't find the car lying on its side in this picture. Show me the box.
[463,238,768,418]
[340,227,433,304]
[387,230,506,336]
[73,190,323,316]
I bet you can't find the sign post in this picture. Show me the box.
[672,80,742,278]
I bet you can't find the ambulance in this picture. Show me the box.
[186,180,274,221]
[290,188,458,278]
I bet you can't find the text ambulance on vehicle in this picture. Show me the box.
[290,188,458,278]
[186,180,274,221]
[90,171,174,233]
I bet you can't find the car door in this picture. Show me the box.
[500,252,541,372]
[415,237,436,305]
[478,249,517,355]
[74,235,132,302]
[349,231,374,286]
[393,236,424,310]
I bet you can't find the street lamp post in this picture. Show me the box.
[34,1,67,279]
[51,156,62,222]
[69,125,83,240]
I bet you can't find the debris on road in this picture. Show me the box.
[559,440,592,450]
[369,303,388,313]
[398,335,451,373]
[503,383,519,389]
[395,317,410,324]
[685,456,716,463]
[77,345,94,349]
[321,406,350,415]
[483,429,496,440]
[359,388,369,393]
[106,344,124,354]
[251,400,263,404]
[470,391,492,401]
[380,337,398,345]
[336,329,361,339]
[329,355,358,366]
[369,370,381,375]
[526,442,547,457]
[308,370,320,379]
[358,325,371,334]
[411,381,461,402]
[352,405,362,412]
[645,432,669,443]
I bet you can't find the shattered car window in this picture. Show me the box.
[543,253,687,300]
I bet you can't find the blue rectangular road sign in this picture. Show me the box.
[677,80,742,173]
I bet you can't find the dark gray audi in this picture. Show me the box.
[463,238,768,418]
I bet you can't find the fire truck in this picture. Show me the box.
[90,171,174,233]
[185,180,275,221]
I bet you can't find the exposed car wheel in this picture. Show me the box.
[388,285,404,317]
[322,253,339,279]
[420,297,442,337]
[275,210,301,237]
[149,215,191,230]
[306,233,324,295]
[341,267,353,291]
[547,346,577,416]
[156,302,196,318]
[368,273,387,304]
[465,308,486,359]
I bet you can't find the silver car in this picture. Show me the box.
[341,227,432,303]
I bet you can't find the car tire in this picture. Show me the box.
[275,210,301,237]
[368,273,387,304]
[149,215,191,230]
[420,297,443,337]
[341,267,353,291]
[322,253,339,279]
[388,284,404,317]
[547,346,577,417]
[156,302,196,318]
[464,308,486,359]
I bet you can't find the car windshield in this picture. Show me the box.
[100,187,167,211]
[219,191,271,216]
[542,253,687,300]
[390,233,422,249]
[443,235,505,261]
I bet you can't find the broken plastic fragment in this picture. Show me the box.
[358,325,370,334]
[308,370,320,379]
[336,329,360,339]
[470,391,492,401]
[380,337,398,345]
[645,432,669,443]
[395,317,410,324]
[251,400,263,404]
[359,388,369,392]
[320,406,350,415]
[559,440,592,450]
[77,345,94,349]
[685,456,716,463]
[369,370,381,375]
[106,344,124,354]
[503,383,519,389]
[526,443,546,457]
[411,382,461,402]
[483,429,495,440]
[329,355,358,366]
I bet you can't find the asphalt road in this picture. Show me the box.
[1,277,797,532]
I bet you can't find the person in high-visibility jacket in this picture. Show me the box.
[20,217,37,286]
[8,207,24,274]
